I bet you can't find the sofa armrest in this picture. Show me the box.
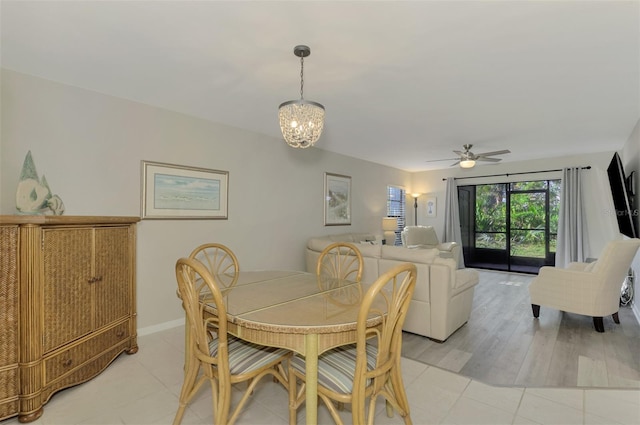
[435,242,462,268]
[428,263,478,341]
[437,242,457,252]
[566,262,590,271]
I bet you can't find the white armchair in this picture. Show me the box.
[529,238,640,332]
[401,225,462,267]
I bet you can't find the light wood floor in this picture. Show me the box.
[402,269,640,388]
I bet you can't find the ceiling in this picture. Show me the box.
[2,1,639,172]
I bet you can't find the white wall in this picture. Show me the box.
[410,152,619,259]
[2,69,636,330]
[0,70,411,329]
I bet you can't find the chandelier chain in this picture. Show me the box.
[300,56,305,99]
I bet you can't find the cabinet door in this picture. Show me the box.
[42,228,93,353]
[0,226,18,366]
[94,226,131,329]
[0,225,19,418]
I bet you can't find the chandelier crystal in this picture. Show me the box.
[279,45,325,148]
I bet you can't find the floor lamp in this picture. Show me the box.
[382,217,397,245]
[411,193,420,226]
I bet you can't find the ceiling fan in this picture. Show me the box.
[427,144,511,168]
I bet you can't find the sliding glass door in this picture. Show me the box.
[459,179,560,273]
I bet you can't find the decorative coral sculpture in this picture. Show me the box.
[16,151,65,215]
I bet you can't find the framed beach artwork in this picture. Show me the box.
[426,196,437,218]
[324,172,351,226]
[141,160,228,219]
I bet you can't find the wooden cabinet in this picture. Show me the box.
[0,216,139,422]
[0,225,20,420]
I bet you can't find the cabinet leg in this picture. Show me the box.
[18,408,43,423]
[126,345,139,355]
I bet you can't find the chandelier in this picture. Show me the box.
[278,45,325,148]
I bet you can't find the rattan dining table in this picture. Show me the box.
[197,269,382,425]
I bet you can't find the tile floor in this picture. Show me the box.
[3,325,639,425]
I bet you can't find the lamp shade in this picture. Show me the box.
[382,217,397,231]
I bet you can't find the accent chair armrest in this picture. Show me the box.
[566,262,590,271]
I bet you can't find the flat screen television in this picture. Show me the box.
[607,152,637,238]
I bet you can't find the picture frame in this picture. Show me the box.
[141,160,228,219]
[324,172,351,226]
[426,196,437,218]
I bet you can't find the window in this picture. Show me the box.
[458,179,560,273]
[386,186,406,246]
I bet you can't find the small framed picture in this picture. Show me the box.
[324,172,351,226]
[426,196,437,218]
[141,160,228,219]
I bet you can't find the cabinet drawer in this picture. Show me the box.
[44,322,130,384]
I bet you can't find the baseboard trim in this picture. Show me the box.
[137,318,184,336]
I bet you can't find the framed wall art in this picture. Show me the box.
[324,172,351,226]
[426,196,437,218]
[141,160,228,219]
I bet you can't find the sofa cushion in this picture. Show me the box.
[402,226,439,246]
[325,233,375,243]
[354,242,382,258]
[308,236,381,258]
[308,237,334,252]
[381,245,439,264]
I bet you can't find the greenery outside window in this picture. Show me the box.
[459,179,560,273]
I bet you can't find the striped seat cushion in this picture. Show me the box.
[290,344,377,394]
[209,336,289,375]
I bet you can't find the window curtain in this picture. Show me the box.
[556,167,586,268]
[443,177,465,268]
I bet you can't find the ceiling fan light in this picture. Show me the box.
[460,159,476,168]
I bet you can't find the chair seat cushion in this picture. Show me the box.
[209,335,289,375]
[290,343,377,394]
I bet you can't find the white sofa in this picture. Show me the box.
[306,233,479,342]
[401,225,463,268]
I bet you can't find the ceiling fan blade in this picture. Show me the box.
[453,150,464,155]
[475,149,511,157]
[450,160,460,167]
[425,157,458,163]
[476,157,502,162]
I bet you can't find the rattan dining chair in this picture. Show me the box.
[173,257,291,425]
[288,262,417,425]
[189,242,239,291]
[317,242,364,282]
[316,242,364,309]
